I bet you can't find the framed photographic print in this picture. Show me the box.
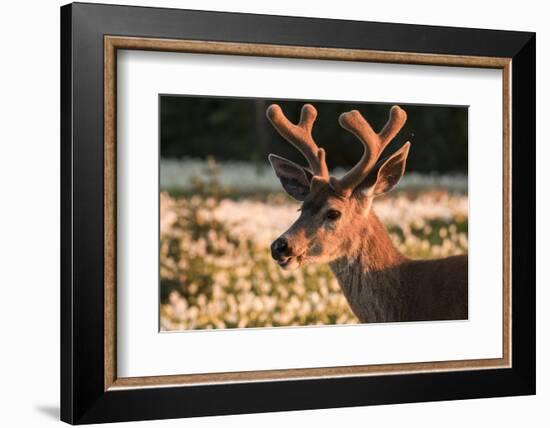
[60,2,535,424]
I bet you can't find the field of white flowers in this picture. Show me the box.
[160,159,468,331]
[161,158,468,194]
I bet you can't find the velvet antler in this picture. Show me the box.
[266,104,329,179]
[333,106,407,197]
[267,104,407,197]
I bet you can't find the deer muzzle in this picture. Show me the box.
[271,236,305,269]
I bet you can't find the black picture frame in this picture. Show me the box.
[61,2,535,424]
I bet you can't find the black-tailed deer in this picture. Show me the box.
[268,104,467,323]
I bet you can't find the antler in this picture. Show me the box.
[266,104,329,179]
[334,106,407,196]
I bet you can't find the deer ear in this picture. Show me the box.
[353,142,411,196]
[370,142,411,196]
[268,154,312,201]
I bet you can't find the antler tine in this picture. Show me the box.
[378,106,408,145]
[335,106,407,196]
[266,104,329,178]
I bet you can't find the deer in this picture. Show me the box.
[267,103,467,323]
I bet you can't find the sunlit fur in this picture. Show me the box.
[277,183,468,323]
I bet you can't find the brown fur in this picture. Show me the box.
[329,211,468,323]
[277,188,468,323]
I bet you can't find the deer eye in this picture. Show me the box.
[325,209,342,221]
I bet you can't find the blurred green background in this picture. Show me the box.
[160,96,468,173]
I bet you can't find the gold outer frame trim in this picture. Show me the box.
[104,36,512,391]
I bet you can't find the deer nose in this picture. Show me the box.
[271,237,289,259]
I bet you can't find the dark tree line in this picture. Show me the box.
[160,96,468,173]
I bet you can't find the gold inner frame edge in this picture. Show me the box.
[104,36,512,391]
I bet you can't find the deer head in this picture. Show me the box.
[268,103,410,270]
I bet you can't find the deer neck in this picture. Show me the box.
[328,211,408,323]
